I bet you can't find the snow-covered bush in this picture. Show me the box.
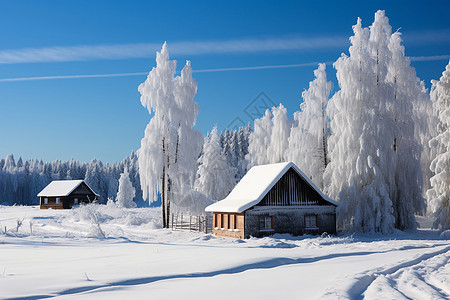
[71,203,161,229]
[116,169,136,208]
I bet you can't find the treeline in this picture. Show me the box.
[0,152,141,205]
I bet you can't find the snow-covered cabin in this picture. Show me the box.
[205,162,337,239]
[38,180,98,209]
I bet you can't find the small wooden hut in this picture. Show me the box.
[38,180,98,209]
[205,162,337,239]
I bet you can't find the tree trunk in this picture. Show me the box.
[161,138,167,229]
[164,138,171,229]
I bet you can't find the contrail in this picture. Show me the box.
[0,55,447,83]
[0,62,329,82]
[193,62,332,73]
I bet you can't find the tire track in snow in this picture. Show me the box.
[364,250,450,299]
[6,243,449,299]
[326,244,450,300]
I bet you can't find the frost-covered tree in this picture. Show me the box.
[267,104,291,163]
[219,125,251,182]
[325,10,426,233]
[247,104,292,168]
[427,60,450,230]
[246,109,273,168]
[236,124,251,180]
[85,159,106,203]
[116,169,136,208]
[287,63,332,189]
[138,43,203,227]
[387,30,427,222]
[324,14,396,233]
[195,126,235,200]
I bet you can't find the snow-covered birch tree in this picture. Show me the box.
[138,43,202,228]
[116,169,136,208]
[195,126,235,200]
[427,60,450,230]
[286,63,332,189]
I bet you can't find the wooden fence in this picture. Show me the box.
[171,213,213,234]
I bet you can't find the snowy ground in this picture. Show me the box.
[0,205,448,299]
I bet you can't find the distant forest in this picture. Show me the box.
[0,126,251,206]
[0,152,141,205]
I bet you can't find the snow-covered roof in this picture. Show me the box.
[37,180,98,197]
[205,162,337,213]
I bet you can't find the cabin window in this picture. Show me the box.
[44,198,48,204]
[227,214,230,229]
[56,197,61,204]
[74,198,78,205]
[259,216,273,230]
[234,214,238,230]
[305,215,318,229]
[214,214,219,228]
[221,214,224,229]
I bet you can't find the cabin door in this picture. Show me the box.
[63,198,71,209]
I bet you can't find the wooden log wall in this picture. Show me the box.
[257,168,326,207]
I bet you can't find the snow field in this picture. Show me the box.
[0,205,449,299]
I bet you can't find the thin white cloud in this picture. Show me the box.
[403,29,450,45]
[410,54,450,62]
[0,28,448,65]
[0,36,347,64]
[0,72,148,82]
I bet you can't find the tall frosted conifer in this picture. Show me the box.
[195,126,235,200]
[387,30,426,225]
[246,109,273,168]
[325,13,395,233]
[427,61,450,230]
[325,10,427,232]
[247,104,291,168]
[287,63,332,189]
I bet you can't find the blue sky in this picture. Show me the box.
[0,0,449,163]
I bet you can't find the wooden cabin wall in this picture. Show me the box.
[40,197,64,209]
[245,206,336,238]
[71,183,97,202]
[212,212,245,239]
[257,168,329,207]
